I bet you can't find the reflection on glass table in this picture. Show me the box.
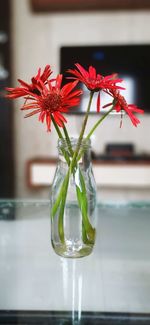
[0,200,150,325]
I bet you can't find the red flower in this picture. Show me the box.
[20,74,82,131]
[67,63,125,112]
[109,89,144,127]
[5,65,52,99]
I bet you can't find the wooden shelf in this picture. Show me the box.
[30,0,150,13]
[93,159,150,166]
[26,158,150,189]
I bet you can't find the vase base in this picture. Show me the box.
[52,242,93,258]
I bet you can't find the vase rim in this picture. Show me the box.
[58,137,91,151]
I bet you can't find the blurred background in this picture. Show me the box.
[0,0,150,201]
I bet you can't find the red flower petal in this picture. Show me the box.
[46,113,51,132]
[102,102,113,109]
[24,109,41,118]
[68,63,126,101]
[97,92,101,113]
[18,79,31,89]
[89,66,96,79]
[61,80,79,96]
[53,112,64,127]
[75,63,89,79]
[39,111,46,123]
[7,71,81,131]
[55,74,63,90]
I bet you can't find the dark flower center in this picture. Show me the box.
[87,77,103,92]
[114,90,128,108]
[43,93,62,112]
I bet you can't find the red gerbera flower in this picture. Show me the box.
[20,74,82,131]
[5,65,52,99]
[108,89,144,127]
[67,63,125,112]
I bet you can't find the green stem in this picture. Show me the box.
[51,116,70,243]
[86,106,114,140]
[58,172,70,244]
[66,91,95,242]
[70,91,94,173]
[77,106,114,162]
[63,124,74,157]
[76,168,95,243]
[51,115,64,140]
[51,93,95,245]
[51,115,71,166]
[63,123,95,243]
[51,170,69,218]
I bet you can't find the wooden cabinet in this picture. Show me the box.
[30,0,150,12]
[27,158,150,189]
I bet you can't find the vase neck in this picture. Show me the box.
[57,137,91,165]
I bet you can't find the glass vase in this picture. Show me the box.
[50,138,97,258]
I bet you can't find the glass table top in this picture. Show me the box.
[0,200,150,324]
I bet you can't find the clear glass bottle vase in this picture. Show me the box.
[50,138,97,258]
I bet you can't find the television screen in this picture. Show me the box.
[60,44,150,113]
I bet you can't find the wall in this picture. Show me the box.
[11,0,150,198]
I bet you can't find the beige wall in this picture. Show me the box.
[11,0,150,198]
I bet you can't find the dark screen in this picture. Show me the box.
[60,44,150,113]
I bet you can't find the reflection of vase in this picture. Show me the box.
[50,138,97,258]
